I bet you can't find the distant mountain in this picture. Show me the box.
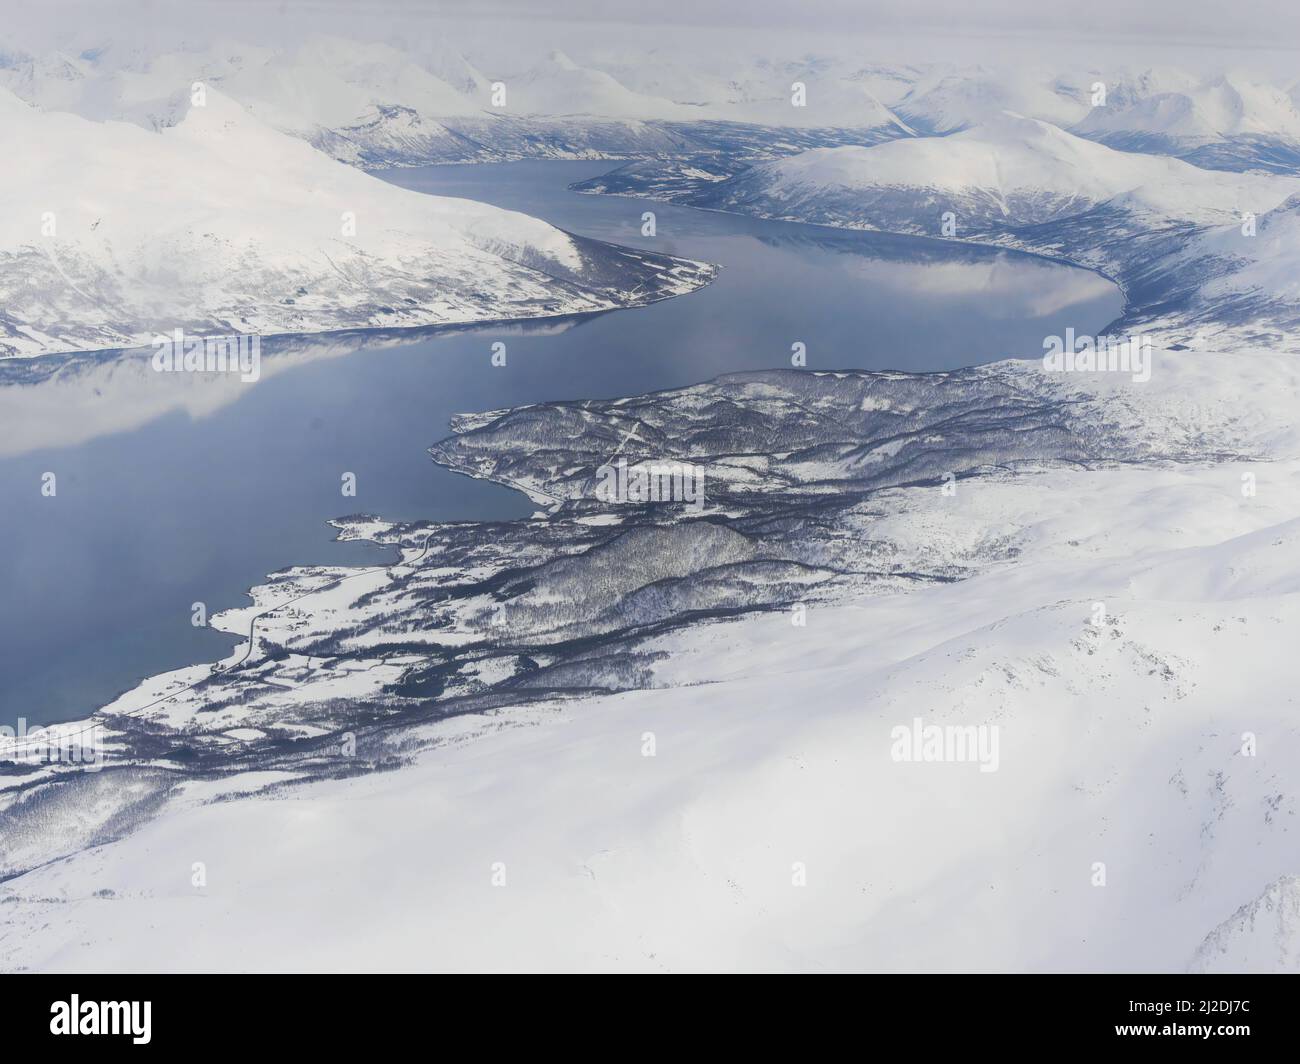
[894,65,1092,133]
[15,39,1300,180]
[0,46,91,113]
[1073,73,1300,173]
[501,49,700,120]
[1079,73,1300,142]
[0,37,915,166]
[685,113,1298,232]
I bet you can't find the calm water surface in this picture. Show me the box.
[0,160,1122,724]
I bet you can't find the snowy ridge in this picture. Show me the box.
[685,114,1300,230]
[0,86,715,359]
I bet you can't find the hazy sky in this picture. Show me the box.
[6,0,1300,64]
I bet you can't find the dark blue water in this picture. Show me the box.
[0,160,1122,725]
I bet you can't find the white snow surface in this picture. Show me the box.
[3,459,1299,971]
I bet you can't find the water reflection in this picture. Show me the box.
[0,160,1122,725]
[0,317,582,460]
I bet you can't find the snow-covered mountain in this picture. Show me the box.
[0,86,714,359]
[1073,73,1300,173]
[684,113,1299,232]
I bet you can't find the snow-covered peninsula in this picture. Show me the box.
[0,86,714,360]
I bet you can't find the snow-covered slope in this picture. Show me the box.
[3,355,1300,972]
[1192,875,1300,972]
[5,533,1298,973]
[1144,192,1300,343]
[0,46,92,113]
[200,38,499,165]
[0,87,714,359]
[15,40,1300,175]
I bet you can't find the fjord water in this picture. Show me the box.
[0,161,1122,726]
